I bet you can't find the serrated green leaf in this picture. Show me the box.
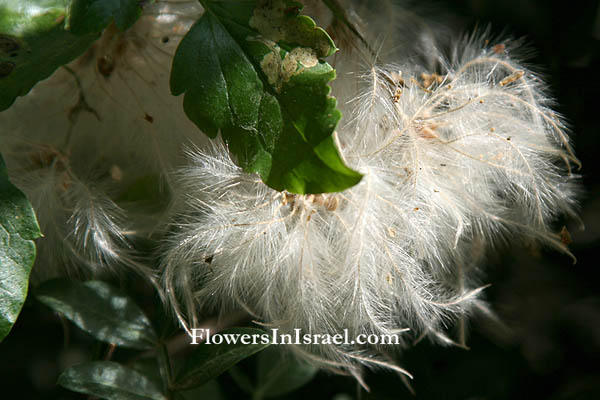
[0,0,144,111]
[173,327,271,390]
[254,346,318,399]
[0,153,42,342]
[170,11,263,139]
[171,0,362,194]
[59,361,167,400]
[36,278,158,349]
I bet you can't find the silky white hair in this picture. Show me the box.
[160,5,580,383]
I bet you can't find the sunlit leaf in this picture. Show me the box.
[171,0,362,194]
[36,279,158,349]
[0,153,41,342]
[59,361,167,400]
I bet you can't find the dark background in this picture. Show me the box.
[2,0,599,399]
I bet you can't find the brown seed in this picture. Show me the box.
[421,72,444,88]
[110,165,123,182]
[386,273,393,284]
[325,196,339,211]
[282,192,296,207]
[560,226,572,246]
[493,43,506,54]
[417,122,440,139]
[97,55,114,77]
[499,70,525,86]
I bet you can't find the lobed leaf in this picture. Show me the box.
[171,0,362,194]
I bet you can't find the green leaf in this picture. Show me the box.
[36,278,158,349]
[0,154,42,342]
[171,0,362,194]
[254,346,318,399]
[58,361,167,400]
[173,327,271,390]
[0,0,144,111]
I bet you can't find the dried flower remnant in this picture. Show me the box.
[257,38,319,92]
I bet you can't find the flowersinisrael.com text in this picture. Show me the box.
[190,328,401,346]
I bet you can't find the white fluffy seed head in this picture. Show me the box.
[160,18,580,381]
